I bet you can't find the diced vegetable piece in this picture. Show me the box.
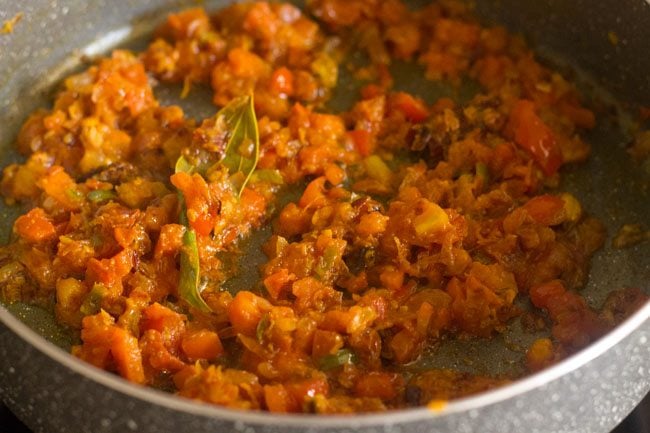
[413,201,449,235]
[348,129,374,157]
[311,329,344,359]
[86,249,134,287]
[560,193,582,223]
[508,99,562,175]
[269,67,294,96]
[75,310,145,384]
[171,171,218,236]
[110,326,146,384]
[526,338,554,371]
[228,291,272,336]
[79,283,105,316]
[264,384,295,413]
[356,212,388,237]
[391,92,429,123]
[523,194,565,226]
[364,155,392,182]
[263,268,295,300]
[324,164,345,186]
[39,166,83,210]
[311,52,338,88]
[285,377,330,404]
[181,329,224,360]
[322,306,377,334]
[14,208,56,243]
[299,177,327,208]
[55,278,87,327]
[354,372,401,400]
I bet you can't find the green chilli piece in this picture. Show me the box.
[87,189,116,203]
[318,349,357,371]
[217,95,260,197]
[65,187,85,202]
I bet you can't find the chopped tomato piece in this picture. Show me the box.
[264,384,297,413]
[110,326,146,384]
[523,195,565,226]
[170,172,219,236]
[348,129,374,157]
[354,372,402,401]
[181,329,224,360]
[269,67,294,96]
[391,92,429,123]
[508,99,563,175]
[228,291,272,336]
[285,377,329,404]
[14,208,56,243]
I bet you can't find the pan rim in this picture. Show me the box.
[1,300,648,427]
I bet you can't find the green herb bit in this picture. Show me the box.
[318,349,357,371]
[314,245,340,280]
[65,187,85,202]
[475,162,490,184]
[87,189,116,203]
[175,155,195,175]
[256,313,271,343]
[79,283,105,315]
[178,223,212,313]
[216,95,259,197]
[172,95,259,311]
[175,156,211,312]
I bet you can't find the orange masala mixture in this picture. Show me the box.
[0,0,646,414]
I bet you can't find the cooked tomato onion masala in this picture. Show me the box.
[0,0,646,414]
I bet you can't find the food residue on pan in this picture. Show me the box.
[629,130,650,161]
[607,30,619,46]
[0,0,647,414]
[1,12,23,35]
[612,224,650,249]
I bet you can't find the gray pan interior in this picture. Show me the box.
[0,0,648,429]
